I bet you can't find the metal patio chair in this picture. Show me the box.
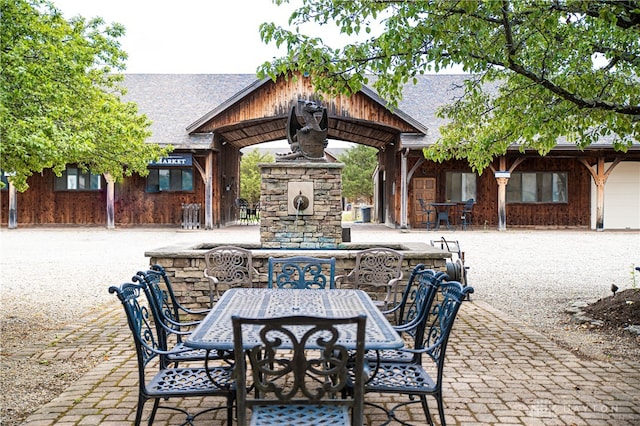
[362,279,474,425]
[418,198,436,230]
[236,198,250,225]
[134,265,213,368]
[460,198,475,230]
[267,256,337,289]
[109,282,234,426]
[204,245,260,305]
[371,264,448,363]
[336,247,404,309]
[232,314,367,426]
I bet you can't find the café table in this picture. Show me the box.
[186,288,404,351]
[430,202,457,230]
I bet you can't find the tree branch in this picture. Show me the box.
[551,0,640,30]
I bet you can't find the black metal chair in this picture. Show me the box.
[362,279,474,426]
[109,282,234,426]
[267,256,337,289]
[372,264,447,363]
[134,265,213,368]
[203,246,260,306]
[232,314,367,426]
[418,198,436,230]
[336,247,404,309]
[460,198,475,230]
[236,198,249,225]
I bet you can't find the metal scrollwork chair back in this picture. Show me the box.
[232,314,367,426]
[109,282,234,426]
[133,265,210,368]
[204,245,259,305]
[371,264,447,363]
[336,247,404,309]
[361,279,474,426]
[267,256,337,289]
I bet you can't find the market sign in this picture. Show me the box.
[149,153,193,167]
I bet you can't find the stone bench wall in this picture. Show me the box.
[147,244,450,311]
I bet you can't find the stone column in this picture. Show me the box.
[259,162,344,249]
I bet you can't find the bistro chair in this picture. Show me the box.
[109,282,234,426]
[336,247,403,309]
[204,245,260,305]
[232,314,367,426]
[460,198,475,230]
[371,264,447,362]
[418,198,436,230]
[134,265,214,368]
[267,256,337,289]
[361,280,474,426]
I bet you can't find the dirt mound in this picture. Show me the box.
[581,288,640,329]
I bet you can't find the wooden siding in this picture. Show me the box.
[196,76,419,149]
[0,169,107,225]
[403,154,591,228]
[113,174,203,226]
[1,169,205,227]
[503,157,591,227]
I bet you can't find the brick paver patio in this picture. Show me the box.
[20,298,640,425]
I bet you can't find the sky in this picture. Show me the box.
[53,0,360,74]
[50,1,456,149]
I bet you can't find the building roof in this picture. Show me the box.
[123,74,257,148]
[122,73,466,149]
[123,74,638,154]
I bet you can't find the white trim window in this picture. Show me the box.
[507,172,568,203]
[54,167,102,191]
[445,172,477,202]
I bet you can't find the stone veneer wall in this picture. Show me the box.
[147,247,449,312]
[259,162,344,249]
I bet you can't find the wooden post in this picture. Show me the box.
[578,156,622,231]
[399,148,408,229]
[8,181,17,229]
[205,152,213,229]
[496,177,508,231]
[105,174,115,229]
[595,159,606,232]
[495,157,509,231]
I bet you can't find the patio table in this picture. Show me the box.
[186,288,404,351]
[430,202,457,230]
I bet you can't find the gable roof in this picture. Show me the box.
[123,74,637,154]
[123,73,461,149]
[123,74,257,148]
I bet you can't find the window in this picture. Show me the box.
[506,172,568,203]
[54,167,102,191]
[146,168,193,192]
[445,172,477,202]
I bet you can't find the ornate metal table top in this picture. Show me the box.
[186,288,404,351]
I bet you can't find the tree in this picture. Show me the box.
[240,148,274,204]
[338,144,377,203]
[259,0,639,171]
[0,0,168,191]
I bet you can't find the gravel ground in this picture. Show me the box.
[1,225,639,424]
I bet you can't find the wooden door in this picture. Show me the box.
[412,177,436,228]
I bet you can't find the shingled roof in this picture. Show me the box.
[123,74,257,148]
[122,73,469,149]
